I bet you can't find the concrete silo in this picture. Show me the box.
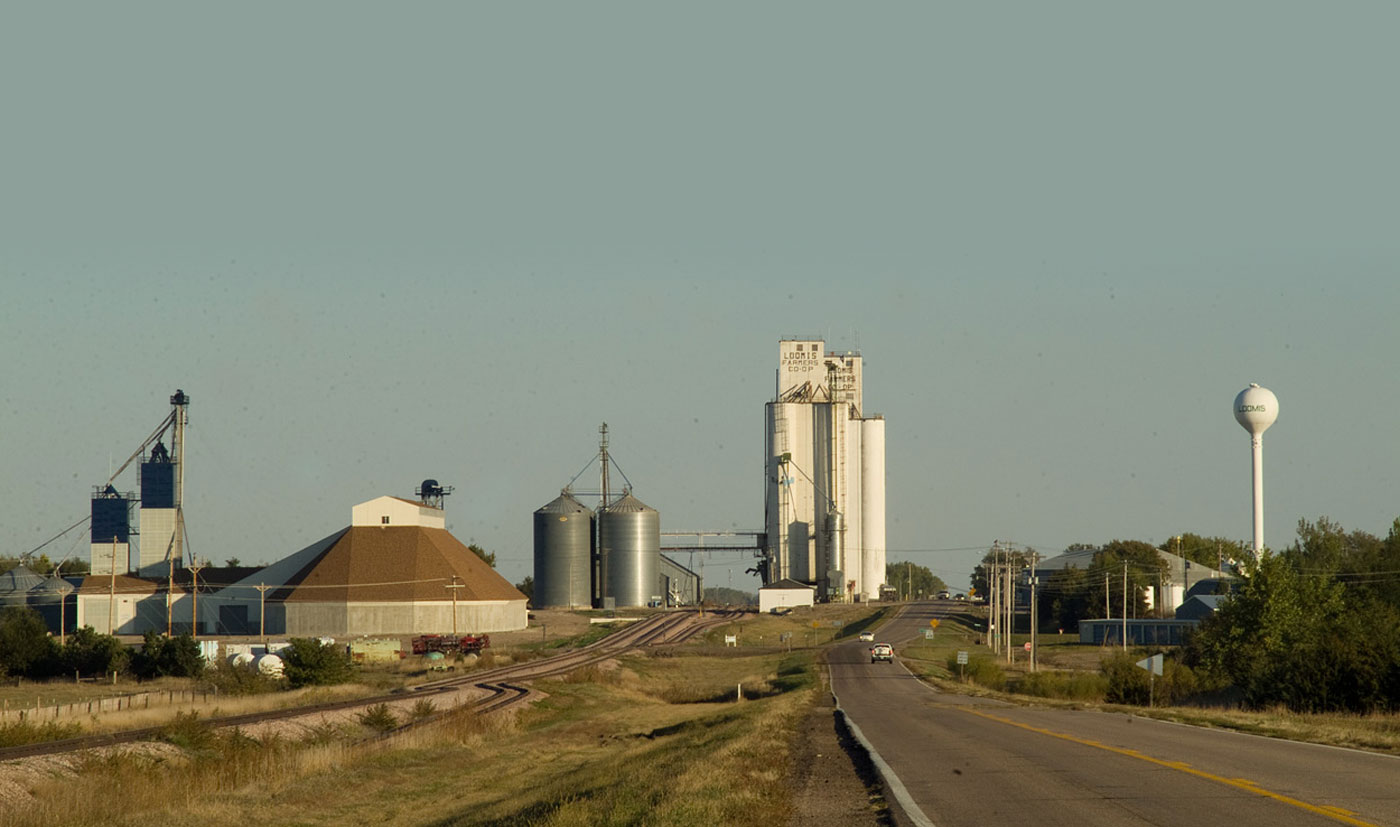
[533,490,595,608]
[600,492,660,608]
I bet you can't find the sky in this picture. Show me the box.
[3,3,1398,595]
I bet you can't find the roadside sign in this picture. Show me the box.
[929,619,940,628]
[1135,653,1164,707]
[1023,642,1032,652]
[956,651,969,665]
[1135,654,1164,676]
[924,629,934,639]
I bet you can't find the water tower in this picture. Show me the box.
[1233,383,1279,556]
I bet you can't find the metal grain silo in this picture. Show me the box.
[533,490,595,608]
[600,491,660,608]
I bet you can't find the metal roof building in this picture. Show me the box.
[204,496,527,637]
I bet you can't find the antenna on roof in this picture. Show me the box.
[416,479,454,509]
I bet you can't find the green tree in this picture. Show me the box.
[281,638,354,688]
[886,561,946,601]
[1158,533,1245,572]
[1184,551,1355,711]
[468,543,496,568]
[59,626,128,678]
[1043,565,1094,632]
[0,606,57,678]
[969,546,1035,601]
[703,587,757,606]
[1094,540,1166,618]
[1290,516,1382,577]
[130,632,204,679]
[515,575,534,602]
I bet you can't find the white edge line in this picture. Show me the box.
[832,686,938,827]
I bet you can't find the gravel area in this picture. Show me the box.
[788,683,894,826]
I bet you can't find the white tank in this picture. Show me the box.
[254,653,285,678]
[1234,384,1279,436]
[227,652,255,669]
[860,417,887,601]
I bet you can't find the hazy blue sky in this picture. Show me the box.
[4,3,1397,593]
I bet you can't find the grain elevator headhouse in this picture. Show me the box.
[764,340,886,602]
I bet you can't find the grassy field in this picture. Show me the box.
[2,605,882,826]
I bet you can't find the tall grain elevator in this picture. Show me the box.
[137,390,189,576]
[764,340,886,602]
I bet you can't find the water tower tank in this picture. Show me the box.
[533,491,595,608]
[1234,384,1279,436]
[600,492,660,608]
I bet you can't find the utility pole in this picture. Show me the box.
[188,560,205,639]
[988,542,999,650]
[108,536,117,636]
[1028,551,1039,672]
[1122,560,1129,652]
[254,582,272,645]
[1005,550,1014,663]
[56,561,66,646]
[446,575,464,637]
[167,540,175,636]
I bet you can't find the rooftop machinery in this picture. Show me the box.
[764,340,886,602]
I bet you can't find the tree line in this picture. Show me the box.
[969,518,1400,713]
[1183,517,1400,713]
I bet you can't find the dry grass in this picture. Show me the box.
[1127,704,1400,754]
[3,644,818,827]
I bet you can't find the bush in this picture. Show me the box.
[0,607,58,678]
[159,711,216,751]
[58,626,129,678]
[130,632,204,679]
[945,652,1005,690]
[1102,651,1197,706]
[281,638,354,688]
[0,719,82,748]
[357,703,398,733]
[1015,670,1108,701]
[202,660,282,696]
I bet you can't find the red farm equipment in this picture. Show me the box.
[410,633,490,656]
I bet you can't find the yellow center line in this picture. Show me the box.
[958,707,1376,827]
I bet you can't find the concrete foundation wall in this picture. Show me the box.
[286,600,527,637]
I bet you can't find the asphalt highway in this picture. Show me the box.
[831,601,1400,827]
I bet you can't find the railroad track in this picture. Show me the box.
[0,609,742,762]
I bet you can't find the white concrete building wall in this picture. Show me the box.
[351,496,445,529]
[843,415,864,601]
[137,508,177,574]
[88,541,130,577]
[860,417,886,602]
[777,340,827,398]
[75,591,190,635]
[767,402,817,582]
[285,600,527,637]
[759,587,815,613]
